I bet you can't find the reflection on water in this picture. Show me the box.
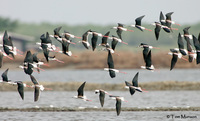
[1,68,200,83]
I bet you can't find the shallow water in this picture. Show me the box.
[2,68,200,83]
[0,111,199,121]
[1,69,200,120]
[0,91,199,108]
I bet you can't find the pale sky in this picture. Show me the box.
[0,0,200,25]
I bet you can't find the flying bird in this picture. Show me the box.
[160,11,179,31]
[165,12,180,27]
[139,43,159,61]
[182,27,193,40]
[62,31,82,39]
[109,95,127,116]
[50,26,62,40]
[168,48,187,70]
[57,39,74,57]
[95,89,110,107]
[0,69,30,100]
[130,15,152,31]
[104,50,126,78]
[81,30,93,49]
[91,32,99,51]
[30,75,51,102]
[154,22,161,40]
[73,81,91,101]
[152,22,170,40]
[112,23,133,40]
[3,30,17,59]
[1,68,11,83]
[105,50,116,78]
[15,81,25,100]
[192,35,200,64]
[125,72,145,95]
[178,33,188,56]
[141,50,155,71]
[99,31,110,47]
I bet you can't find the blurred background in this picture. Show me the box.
[0,0,200,69]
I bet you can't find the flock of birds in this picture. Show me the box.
[0,11,200,116]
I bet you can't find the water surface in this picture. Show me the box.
[2,68,200,83]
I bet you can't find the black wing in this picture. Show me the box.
[132,72,139,87]
[3,30,9,45]
[116,29,122,40]
[116,98,121,116]
[34,86,40,102]
[24,51,33,63]
[62,40,70,53]
[53,26,62,38]
[170,53,178,71]
[3,30,13,46]
[111,36,118,51]
[45,32,52,44]
[91,33,98,51]
[99,90,105,107]
[0,52,3,68]
[170,49,178,53]
[135,15,145,26]
[129,87,136,95]
[154,23,161,40]
[193,35,200,50]
[186,39,193,52]
[165,12,174,20]
[178,33,184,49]
[42,46,49,62]
[183,26,191,35]
[24,63,33,75]
[32,53,39,63]
[178,33,187,55]
[118,23,124,27]
[101,31,110,46]
[107,50,116,78]
[196,52,200,64]
[16,81,24,100]
[145,50,152,68]
[107,50,114,69]
[40,34,46,43]
[192,35,200,64]
[125,81,132,86]
[160,11,166,25]
[82,30,91,41]
[1,68,9,82]
[30,75,39,85]
[198,33,200,43]
[165,12,173,28]
[77,81,86,97]
[109,70,116,78]
[143,47,150,61]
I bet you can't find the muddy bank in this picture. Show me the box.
[0,81,200,91]
[2,51,200,69]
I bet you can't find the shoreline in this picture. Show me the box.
[0,107,200,112]
[2,51,200,70]
[0,81,200,91]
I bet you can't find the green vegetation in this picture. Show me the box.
[0,17,18,31]
[1,17,200,51]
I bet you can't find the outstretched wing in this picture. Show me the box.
[77,81,86,97]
